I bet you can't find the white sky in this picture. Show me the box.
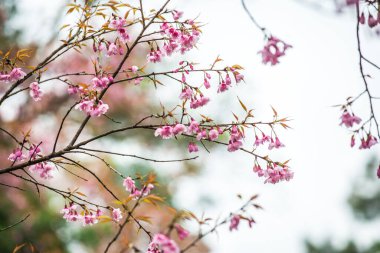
[10,0,380,252]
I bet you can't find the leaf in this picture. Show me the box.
[13,244,26,253]
[237,96,247,112]
[232,112,239,121]
[76,191,87,197]
[136,215,152,224]
[271,106,278,117]
[60,24,70,31]
[231,64,244,70]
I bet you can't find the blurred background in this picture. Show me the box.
[1,0,380,252]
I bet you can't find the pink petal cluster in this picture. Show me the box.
[253,164,294,184]
[227,126,243,152]
[109,17,130,41]
[359,134,378,149]
[107,42,123,56]
[340,111,361,128]
[75,98,109,117]
[254,134,271,147]
[92,75,113,90]
[157,20,200,59]
[147,233,179,253]
[188,142,199,153]
[29,144,42,160]
[229,215,240,231]
[358,12,380,28]
[61,203,80,222]
[217,74,232,93]
[147,49,163,63]
[61,204,106,226]
[268,137,285,150]
[123,177,154,199]
[172,10,183,21]
[259,36,292,66]
[8,148,27,162]
[190,95,210,109]
[174,224,189,240]
[29,82,43,101]
[29,162,54,179]
[0,68,26,83]
[112,208,123,222]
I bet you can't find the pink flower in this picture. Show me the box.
[368,14,378,28]
[229,215,240,231]
[172,124,187,135]
[196,129,207,140]
[163,41,179,56]
[174,224,189,240]
[253,164,266,177]
[67,85,82,94]
[130,65,139,73]
[92,76,111,90]
[147,50,163,63]
[155,126,174,139]
[340,111,361,128]
[123,177,137,193]
[268,137,285,150]
[107,43,119,56]
[29,162,54,179]
[29,82,43,101]
[134,77,144,85]
[227,126,243,152]
[188,142,199,153]
[147,233,180,253]
[82,212,98,226]
[350,135,355,147]
[190,96,210,109]
[217,80,230,93]
[8,148,26,162]
[204,78,210,89]
[179,87,193,100]
[208,129,219,141]
[172,10,183,20]
[359,134,378,149]
[264,164,294,184]
[75,98,109,117]
[61,203,80,222]
[29,144,41,160]
[109,17,126,30]
[112,208,123,222]
[188,120,200,134]
[259,36,292,66]
[109,17,130,42]
[359,12,365,24]
[9,68,26,82]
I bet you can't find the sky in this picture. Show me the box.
[10,0,380,252]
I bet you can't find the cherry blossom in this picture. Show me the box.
[8,148,26,162]
[174,224,189,240]
[147,233,179,253]
[259,36,292,65]
[29,82,43,101]
[188,142,199,153]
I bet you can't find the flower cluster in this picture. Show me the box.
[0,68,26,83]
[123,177,154,199]
[61,203,122,225]
[340,111,362,128]
[253,163,294,184]
[29,162,54,179]
[109,17,130,42]
[259,36,292,65]
[29,82,43,101]
[146,233,179,253]
[75,98,109,117]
